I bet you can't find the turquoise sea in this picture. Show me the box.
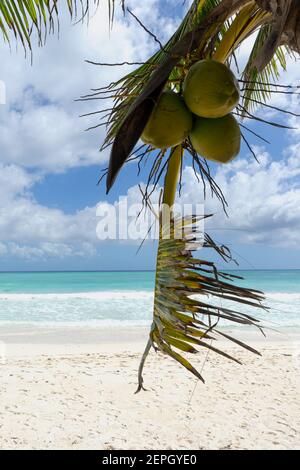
[0,270,299,329]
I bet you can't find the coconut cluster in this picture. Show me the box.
[141,59,241,164]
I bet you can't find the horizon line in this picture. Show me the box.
[0,268,300,273]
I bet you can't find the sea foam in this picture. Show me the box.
[0,289,299,329]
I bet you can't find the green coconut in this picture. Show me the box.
[190,114,241,163]
[141,90,193,149]
[183,60,240,118]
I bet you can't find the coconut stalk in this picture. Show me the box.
[136,145,182,392]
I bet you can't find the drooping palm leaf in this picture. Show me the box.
[241,25,292,113]
[0,0,122,51]
[132,145,267,392]
[136,209,266,392]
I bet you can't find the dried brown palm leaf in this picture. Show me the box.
[133,144,266,393]
[136,211,266,392]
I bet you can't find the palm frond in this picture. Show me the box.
[103,0,247,191]
[212,1,269,63]
[102,0,293,191]
[241,24,292,113]
[0,0,121,51]
[101,0,212,149]
[136,212,266,392]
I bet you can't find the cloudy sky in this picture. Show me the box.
[0,0,300,271]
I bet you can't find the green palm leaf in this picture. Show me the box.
[102,0,295,192]
[241,25,292,113]
[104,0,246,191]
[0,1,121,50]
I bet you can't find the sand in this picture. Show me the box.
[0,325,299,450]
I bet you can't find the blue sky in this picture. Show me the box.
[0,0,300,271]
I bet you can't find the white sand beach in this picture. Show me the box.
[0,325,299,450]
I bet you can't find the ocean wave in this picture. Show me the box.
[0,290,154,301]
[0,289,299,300]
[265,292,300,301]
[0,289,299,328]
[0,290,154,324]
[0,319,151,328]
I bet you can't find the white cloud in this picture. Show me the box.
[180,150,300,248]
[0,1,182,260]
[1,146,300,261]
[0,100,102,171]
[0,1,178,173]
[0,163,99,258]
[0,163,39,202]
[0,243,8,256]
[0,1,299,262]
[0,162,160,259]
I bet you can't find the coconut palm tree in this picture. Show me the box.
[1,0,300,390]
